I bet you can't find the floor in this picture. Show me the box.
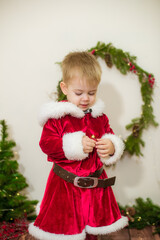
[99,226,160,240]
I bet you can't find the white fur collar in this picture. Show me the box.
[38,99,105,126]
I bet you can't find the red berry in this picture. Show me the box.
[91,49,95,55]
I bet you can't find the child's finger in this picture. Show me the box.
[96,139,102,143]
[87,140,96,147]
[90,138,96,143]
[85,146,94,153]
[96,140,105,146]
[97,149,109,154]
[86,143,94,148]
[96,144,108,149]
[99,153,109,158]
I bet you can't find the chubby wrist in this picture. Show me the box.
[109,152,115,157]
[109,142,115,156]
[99,133,124,165]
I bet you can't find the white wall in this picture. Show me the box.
[1,0,160,206]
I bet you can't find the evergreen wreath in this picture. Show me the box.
[57,42,158,156]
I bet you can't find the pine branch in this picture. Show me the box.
[119,198,160,232]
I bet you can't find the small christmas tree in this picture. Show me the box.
[0,120,38,222]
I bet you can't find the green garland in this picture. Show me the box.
[57,42,158,156]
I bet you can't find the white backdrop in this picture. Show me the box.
[1,0,160,205]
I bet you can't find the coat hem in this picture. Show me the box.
[28,216,128,240]
[86,216,128,235]
[28,223,86,240]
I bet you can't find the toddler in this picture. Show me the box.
[29,51,128,240]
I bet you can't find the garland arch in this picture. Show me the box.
[57,42,158,156]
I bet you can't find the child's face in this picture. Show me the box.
[60,73,98,111]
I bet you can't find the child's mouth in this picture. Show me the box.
[80,104,89,109]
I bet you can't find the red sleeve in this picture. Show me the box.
[39,118,66,160]
[103,115,114,135]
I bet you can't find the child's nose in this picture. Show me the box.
[82,94,89,101]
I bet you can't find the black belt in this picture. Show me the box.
[53,163,116,189]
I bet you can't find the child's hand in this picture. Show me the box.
[96,138,115,158]
[82,136,96,154]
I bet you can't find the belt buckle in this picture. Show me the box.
[73,177,98,188]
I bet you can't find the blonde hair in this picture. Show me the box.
[61,51,102,85]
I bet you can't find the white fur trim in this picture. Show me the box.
[38,101,84,127]
[91,99,105,118]
[100,134,125,166]
[86,216,128,235]
[62,131,88,160]
[28,223,86,240]
[36,202,41,215]
[38,99,104,126]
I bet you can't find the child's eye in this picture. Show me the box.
[88,92,96,96]
[75,92,82,96]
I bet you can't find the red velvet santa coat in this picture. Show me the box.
[29,99,128,240]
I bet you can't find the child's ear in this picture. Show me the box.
[60,81,68,95]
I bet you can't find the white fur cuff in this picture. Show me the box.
[62,131,88,161]
[35,202,41,215]
[100,134,125,165]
